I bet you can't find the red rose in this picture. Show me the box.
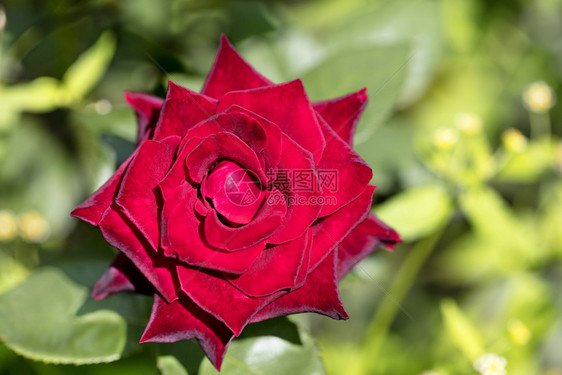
[71,35,400,369]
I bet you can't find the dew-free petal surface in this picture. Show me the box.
[140,294,234,371]
[201,35,272,99]
[217,80,325,165]
[251,249,348,322]
[313,88,367,146]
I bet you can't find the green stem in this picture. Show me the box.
[360,230,443,374]
[530,111,551,141]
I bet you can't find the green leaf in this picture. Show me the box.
[157,355,190,375]
[321,0,443,106]
[0,268,126,364]
[301,42,409,137]
[498,137,555,183]
[61,32,117,102]
[0,250,30,295]
[440,299,484,361]
[458,187,536,254]
[374,184,453,241]
[0,77,61,116]
[199,330,325,375]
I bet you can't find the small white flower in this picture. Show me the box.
[523,81,556,113]
[432,127,459,150]
[454,113,483,135]
[18,211,50,243]
[502,128,527,153]
[419,371,440,375]
[474,353,507,375]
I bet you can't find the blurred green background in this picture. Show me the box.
[0,0,561,374]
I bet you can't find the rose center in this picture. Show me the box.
[203,160,265,225]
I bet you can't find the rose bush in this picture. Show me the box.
[71,35,400,369]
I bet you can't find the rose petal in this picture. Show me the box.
[267,134,322,244]
[185,111,267,156]
[71,94,163,225]
[159,137,201,196]
[251,249,348,322]
[227,229,312,297]
[309,185,375,271]
[204,188,287,251]
[176,265,286,336]
[337,213,401,281]
[204,160,265,225]
[71,155,132,226]
[115,136,180,250]
[140,294,234,371]
[161,184,265,274]
[99,206,179,303]
[313,88,367,146]
[152,81,218,140]
[217,79,326,165]
[220,105,282,183]
[315,115,372,217]
[91,253,154,300]
[124,91,163,142]
[185,132,267,185]
[201,35,272,99]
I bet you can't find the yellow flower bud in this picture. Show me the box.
[523,81,556,113]
[454,113,483,135]
[18,211,50,243]
[502,128,527,153]
[432,127,458,150]
[508,319,531,345]
[0,210,17,242]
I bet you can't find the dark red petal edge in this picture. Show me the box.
[251,248,348,322]
[313,88,368,146]
[91,253,154,300]
[124,91,163,143]
[337,213,401,281]
[140,294,234,371]
[201,35,273,99]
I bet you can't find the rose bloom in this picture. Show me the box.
[72,35,400,369]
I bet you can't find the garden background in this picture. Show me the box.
[0,0,561,374]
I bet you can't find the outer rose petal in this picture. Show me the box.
[316,115,372,217]
[99,206,179,303]
[337,213,401,281]
[251,249,348,322]
[176,265,286,336]
[217,79,326,165]
[310,185,375,271]
[226,229,312,297]
[115,136,180,251]
[152,81,218,140]
[161,184,265,274]
[91,253,154,300]
[72,93,162,225]
[71,155,132,226]
[313,88,368,146]
[124,91,163,142]
[201,35,272,99]
[140,294,234,371]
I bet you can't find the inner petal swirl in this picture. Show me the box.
[203,160,265,225]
